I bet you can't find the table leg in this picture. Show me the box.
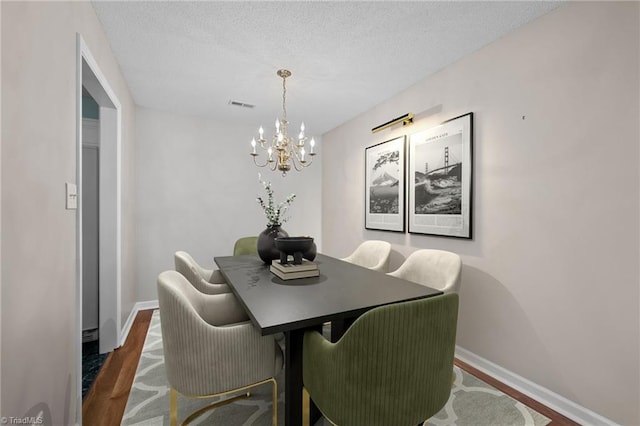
[284,329,303,426]
[285,329,321,426]
[330,317,356,342]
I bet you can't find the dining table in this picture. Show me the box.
[214,253,443,426]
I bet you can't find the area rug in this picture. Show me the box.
[122,311,550,426]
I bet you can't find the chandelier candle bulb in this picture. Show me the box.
[251,138,257,154]
[310,138,315,154]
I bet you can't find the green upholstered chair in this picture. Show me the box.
[157,270,282,426]
[233,236,258,255]
[302,293,459,426]
[174,251,230,295]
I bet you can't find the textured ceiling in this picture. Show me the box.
[92,1,560,135]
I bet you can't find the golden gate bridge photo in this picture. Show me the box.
[414,144,462,214]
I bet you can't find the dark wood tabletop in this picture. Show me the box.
[214,253,442,335]
[214,253,443,426]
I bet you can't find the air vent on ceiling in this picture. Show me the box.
[228,100,255,109]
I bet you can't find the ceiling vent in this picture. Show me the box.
[228,100,255,109]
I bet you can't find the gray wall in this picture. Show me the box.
[321,2,639,425]
[135,107,322,302]
[1,2,137,423]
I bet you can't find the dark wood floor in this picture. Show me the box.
[82,309,579,426]
[82,309,153,426]
[453,359,578,426]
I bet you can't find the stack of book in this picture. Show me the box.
[270,259,319,280]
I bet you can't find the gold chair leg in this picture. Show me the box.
[172,378,276,425]
[170,387,178,426]
[182,392,250,425]
[302,387,310,426]
[271,378,278,426]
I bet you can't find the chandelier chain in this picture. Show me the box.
[282,75,287,121]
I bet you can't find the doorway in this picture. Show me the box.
[80,112,104,398]
[76,34,122,419]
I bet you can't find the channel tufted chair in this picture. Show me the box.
[341,240,391,273]
[387,249,462,294]
[233,236,259,255]
[157,270,283,426]
[174,251,230,295]
[302,293,459,426]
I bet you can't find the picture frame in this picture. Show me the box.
[365,136,406,232]
[408,112,473,238]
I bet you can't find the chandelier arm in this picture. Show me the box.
[290,144,313,166]
[300,157,313,168]
[290,153,313,172]
[291,157,302,172]
[252,155,271,168]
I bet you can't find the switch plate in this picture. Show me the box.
[66,182,78,210]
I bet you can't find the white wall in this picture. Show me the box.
[135,107,322,302]
[1,2,136,423]
[0,1,3,417]
[322,2,639,425]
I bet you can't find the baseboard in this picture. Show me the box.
[455,346,618,426]
[120,300,159,346]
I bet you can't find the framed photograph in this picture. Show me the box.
[365,136,406,232]
[408,112,473,238]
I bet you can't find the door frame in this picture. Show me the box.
[75,33,122,421]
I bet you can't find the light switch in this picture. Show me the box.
[66,182,78,210]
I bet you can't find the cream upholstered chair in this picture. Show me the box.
[341,240,391,273]
[174,251,230,295]
[157,270,283,426]
[388,249,462,293]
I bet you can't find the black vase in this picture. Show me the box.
[257,225,289,264]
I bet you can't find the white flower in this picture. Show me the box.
[257,178,296,227]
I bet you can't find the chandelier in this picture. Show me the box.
[250,69,316,175]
